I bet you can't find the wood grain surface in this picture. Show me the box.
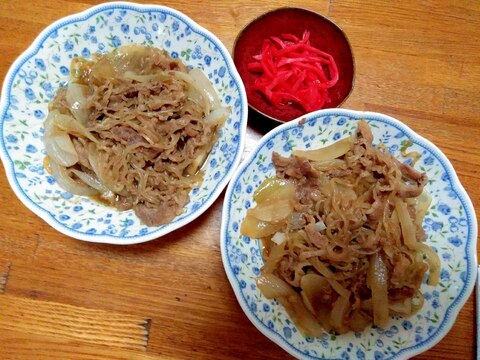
[0,0,479,359]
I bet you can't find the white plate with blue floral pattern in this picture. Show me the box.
[0,2,248,244]
[221,109,477,359]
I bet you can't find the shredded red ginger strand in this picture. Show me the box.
[247,30,339,113]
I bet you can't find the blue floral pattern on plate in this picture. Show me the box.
[0,2,247,244]
[220,109,477,359]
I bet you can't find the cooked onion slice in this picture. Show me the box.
[253,178,295,203]
[330,293,350,331]
[415,190,432,227]
[293,136,354,162]
[52,110,97,143]
[174,71,210,114]
[417,243,441,286]
[43,111,79,167]
[240,215,283,238]
[86,145,128,196]
[394,198,418,250]
[204,106,230,127]
[257,273,295,298]
[65,83,90,125]
[184,144,210,176]
[257,273,324,337]
[313,219,326,232]
[262,240,286,274]
[247,198,293,223]
[271,232,286,245]
[123,70,171,83]
[188,68,221,110]
[300,273,332,331]
[49,161,98,196]
[368,253,389,328]
[70,168,109,194]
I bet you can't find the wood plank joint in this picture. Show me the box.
[0,262,12,293]
[143,318,152,348]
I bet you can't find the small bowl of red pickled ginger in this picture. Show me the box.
[233,7,354,123]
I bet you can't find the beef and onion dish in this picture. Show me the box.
[44,45,229,226]
[241,120,440,336]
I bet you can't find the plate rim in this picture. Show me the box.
[220,107,478,359]
[0,1,248,244]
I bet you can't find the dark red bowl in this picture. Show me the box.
[233,7,355,123]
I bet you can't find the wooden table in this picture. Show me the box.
[0,1,478,359]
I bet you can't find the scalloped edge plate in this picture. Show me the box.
[221,108,477,359]
[0,2,248,244]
